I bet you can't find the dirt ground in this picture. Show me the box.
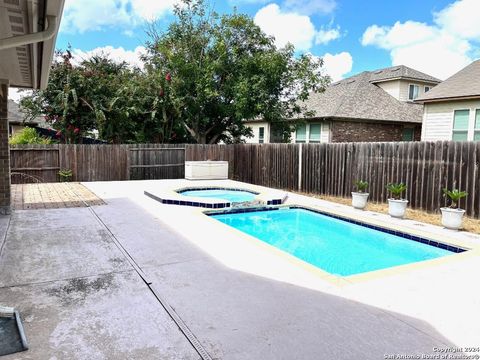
[298,192,480,235]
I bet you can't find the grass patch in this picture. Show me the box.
[298,193,480,235]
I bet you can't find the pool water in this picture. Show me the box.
[211,208,454,276]
[180,189,256,203]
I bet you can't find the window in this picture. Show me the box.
[408,84,419,100]
[309,124,321,143]
[452,110,469,141]
[475,110,480,141]
[402,128,414,141]
[295,124,306,143]
[424,86,431,93]
[258,127,265,144]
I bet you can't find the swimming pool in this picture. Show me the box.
[210,207,462,276]
[179,189,257,203]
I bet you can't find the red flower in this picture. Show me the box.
[74,128,80,134]
[159,88,164,97]
[165,72,171,82]
[67,124,74,131]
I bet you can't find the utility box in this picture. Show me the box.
[185,161,229,180]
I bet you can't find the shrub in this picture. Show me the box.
[443,188,467,209]
[58,169,73,182]
[9,127,52,145]
[354,180,368,193]
[386,183,407,200]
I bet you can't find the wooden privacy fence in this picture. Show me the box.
[8,141,480,217]
[9,144,185,183]
[185,142,480,218]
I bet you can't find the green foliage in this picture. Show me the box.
[143,0,329,143]
[58,168,73,182]
[8,127,52,145]
[443,188,467,209]
[354,180,368,193]
[386,183,407,200]
[19,0,328,144]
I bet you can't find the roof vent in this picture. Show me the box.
[373,70,382,74]
[391,67,400,71]
[346,79,356,84]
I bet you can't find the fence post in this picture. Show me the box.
[298,143,302,191]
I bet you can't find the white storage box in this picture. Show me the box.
[185,161,229,180]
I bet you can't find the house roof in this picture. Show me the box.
[8,99,46,126]
[0,0,65,89]
[297,69,426,124]
[416,60,480,103]
[368,65,441,84]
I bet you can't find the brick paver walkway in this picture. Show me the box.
[11,182,105,210]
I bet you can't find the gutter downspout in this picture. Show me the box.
[0,15,57,51]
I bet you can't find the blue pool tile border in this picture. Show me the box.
[207,205,467,254]
[145,187,284,209]
[144,191,231,209]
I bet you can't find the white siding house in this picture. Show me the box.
[244,122,270,143]
[416,60,480,142]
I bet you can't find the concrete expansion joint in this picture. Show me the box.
[86,206,214,360]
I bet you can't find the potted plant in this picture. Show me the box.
[351,180,369,210]
[386,183,408,218]
[58,168,73,182]
[441,188,468,230]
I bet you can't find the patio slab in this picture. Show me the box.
[0,206,200,360]
[11,183,104,210]
[0,271,200,360]
[0,208,131,287]
[2,179,478,359]
[83,185,458,359]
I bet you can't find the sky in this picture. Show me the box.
[9,0,480,101]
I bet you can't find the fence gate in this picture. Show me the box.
[128,144,186,180]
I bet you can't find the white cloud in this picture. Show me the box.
[228,0,269,4]
[434,0,480,39]
[321,52,353,81]
[315,26,341,45]
[360,0,478,80]
[71,46,147,69]
[8,88,32,102]
[130,0,178,22]
[61,0,180,33]
[254,4,316,51]
[284,0,336,15]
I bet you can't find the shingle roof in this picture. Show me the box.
[298,70,425,124]
[416,60,480,102]
[8,100,45,126]
[369,65,441,84]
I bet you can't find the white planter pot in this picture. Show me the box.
[388,199,408,218]
[440,207,465,230]
[351,192,369,210]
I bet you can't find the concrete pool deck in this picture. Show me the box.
[1,179,479,358]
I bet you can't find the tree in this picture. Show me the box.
[20,50,192,144]
[143,0,329,144]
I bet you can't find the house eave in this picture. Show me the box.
[415,95,480,104]
[370,77,441,85]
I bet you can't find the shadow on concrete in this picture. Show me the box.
[91,196,459,360]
